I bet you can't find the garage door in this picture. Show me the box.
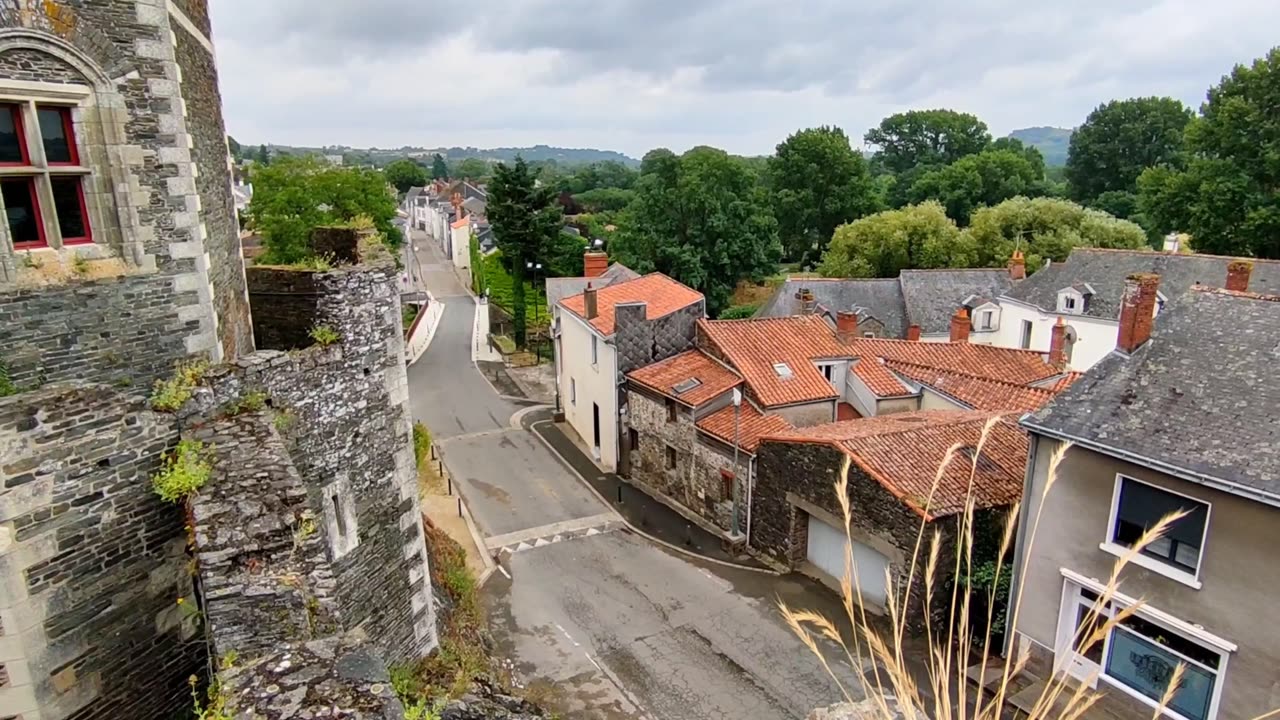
[806,514,890,609]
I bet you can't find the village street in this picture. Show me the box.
[404,230,866,719]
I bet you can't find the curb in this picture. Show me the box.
[528,419,779,576]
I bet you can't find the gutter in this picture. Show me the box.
[1022,421,1280,509]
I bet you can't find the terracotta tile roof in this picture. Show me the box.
[765,410,1028,519]
[844,338,1060,385]
[696,403,793,454]
[450,216,469,229]
[852,359,912,397]
[698,316,851,407]
[887,362,1058,412]
[560,273,704,335]
[627,350,741,407]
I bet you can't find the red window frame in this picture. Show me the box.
[720,469,736,501]
[5,177,49,249]
[0,103,32,167]
[53,176,93,245]
[41,105,80,166]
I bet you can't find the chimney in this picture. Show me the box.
[450,192,462,220]
[1008,250,1027,281]
[584,251,609,279]
[1226,260,1253,292]
[584,282,598,320]
[906,325,921,342]
[949,307,970,343]
[1117,273,1161,353]
[836,310,859,342]
[1048,317,1069,370]
[799,288,816,315]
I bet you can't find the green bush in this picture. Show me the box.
[718,303,758,319]
[473,252,548,331]
[221,390,268,417]
[152,439,213,503]
[413,422,432,469]
[150,360,210,412]
[309,325,340,346]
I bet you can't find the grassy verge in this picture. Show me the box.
[414,422,445,495]
[403,304,421,332]
[473,252,549,333]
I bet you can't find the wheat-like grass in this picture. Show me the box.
[779,436,1265,720]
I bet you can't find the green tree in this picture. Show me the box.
[573,187,636,212]
[453,157,491,181]
[611,146,780,314]
[769,126,881,263]
[963,196,1147,272]
[255,144,271,165]
[249,155,399,264]
[819,202,968,278]
[487,158,564,346]
[908,149,1042,226]
[990,136,1046,180]
[1066,97,1193,204]
[1138,48,1280,258]
[431,153,449,180]
[865,109,992,176]
[227,135,242,161]
[383,158,429,194]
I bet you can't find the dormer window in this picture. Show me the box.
[1057,286,1092,315]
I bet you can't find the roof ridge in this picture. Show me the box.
[885,359,1058,392]
[899,267,1008,274]
[1192,285,1280,302]
[1070,247,1280,265]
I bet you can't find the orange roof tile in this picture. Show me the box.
[627,350,741,407]
[696,403,793,454]
[886,362,1057,412]
[698,316,851,407]
[765,410,1027,519]
[561,273,704,335]
[451,217,469,229]
[844,338,1059,385]
[852,358,911,397]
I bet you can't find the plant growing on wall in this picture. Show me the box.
[309,325,340,346]
[152,439,213,503]
[0,360,15,397]
[150,359,210,412]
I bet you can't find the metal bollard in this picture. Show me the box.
[448,476,452,496]
[457,497,463,518]
[616,485,622,504]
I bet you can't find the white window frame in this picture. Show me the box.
[1019,320,1033,349]
[978,309,995,331]
[1101,474,1210,589]
[1055,572,1233,720]
[591,334,598,368]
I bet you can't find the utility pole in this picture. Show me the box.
[730,388,743,537]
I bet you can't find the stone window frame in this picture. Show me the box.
[322,476,360,560]
[0,31,142,285]
[664,444,677,471]
[0,89,94,251]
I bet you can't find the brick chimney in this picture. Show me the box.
[1048,317,1069,370]
[799,288,816,315]
[1008,250,1027,281]
[836,310,859,342]
[584,282,598,320]
[1117,273,1161,353]
[584,251,609,279]
[949,308,970,343]
[450,192,463,220]
[906,324,921,342]
[1226,260,1253,292]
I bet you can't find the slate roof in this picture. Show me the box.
[757,279,908,337]
[545,263,641,309]
[765,410,1029,519]
[696,403,793,454]
[1024,287,1280,503]
[627,350,741,407]
[698,316,852,407]
[461,197,487,216]
[560,273,703,336]
[1002,248,1280,320]
[899,269,1015,335]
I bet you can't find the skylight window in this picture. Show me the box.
[773,362,794,379]
[672,378,703,395]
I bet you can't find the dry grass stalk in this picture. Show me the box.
[777,428,1267,720]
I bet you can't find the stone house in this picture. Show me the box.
[992,247,1280,371]
[1008,272,1279,720]
[553,271,704,471]
[751,410,1028,626]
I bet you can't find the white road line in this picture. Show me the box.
[586,653,602,671]
[484,511,620,550]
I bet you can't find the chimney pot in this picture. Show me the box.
[1117,273,1161,353]
[1048,317,1069,370]
[584,282,599,320]
[799,288,816,315]
[949,307,971,343]
[1008,250,1027,281]
[584,251,609,278]
[836,310,859,341]
[906,325,921,342]
[1226,260,1253,292]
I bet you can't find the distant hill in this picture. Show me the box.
[256,143,638,169]
[1008,127,1073,166]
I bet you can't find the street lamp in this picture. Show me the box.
[526,261,543,326]
[730,387,743,538]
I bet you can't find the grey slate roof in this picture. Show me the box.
[1025,288,1280,503]
[462,197,487,216]
[757,279,908,337]
[545,263,640,309]
[1002,248,1280,320]
[899,269,1015,335]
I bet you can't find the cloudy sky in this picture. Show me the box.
[208,0,1280,159]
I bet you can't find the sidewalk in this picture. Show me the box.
[523,408,770,570]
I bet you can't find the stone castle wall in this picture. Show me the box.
[0,384,203,720]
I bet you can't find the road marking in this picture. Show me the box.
[484,512,620,550]
[586,653,602,671]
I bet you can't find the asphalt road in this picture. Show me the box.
[406,230,862,719]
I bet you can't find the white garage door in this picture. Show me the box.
[806,514,890,609]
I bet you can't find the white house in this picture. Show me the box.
[553,273,705,471]
[992,248,1278,371]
